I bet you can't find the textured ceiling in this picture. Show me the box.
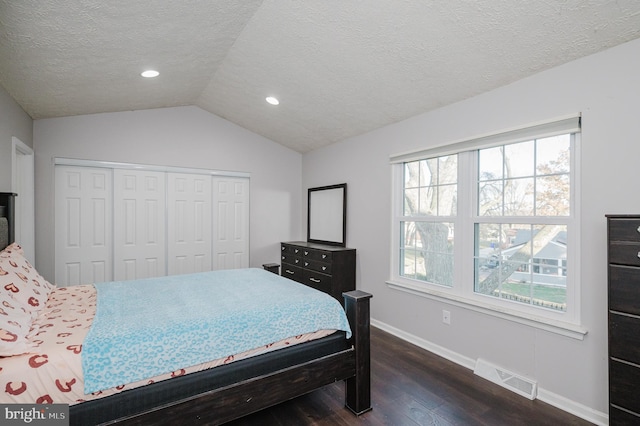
[1,1,640,153]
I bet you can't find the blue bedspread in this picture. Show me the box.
[81,268,351,394]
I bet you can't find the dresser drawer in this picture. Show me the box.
[609,265,640,315]
[610,359,640,414]
[609,242,640,266]
[610,312,640,364]
[302,248,332,263]
[303,258,332,275]
[610,218,640,243]
[281,253,302,266]
[303,270,332,294]
[609,405,640,425]
[281,244,303,256]
[281,263,303,283]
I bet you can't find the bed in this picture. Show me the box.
[0,242,372,425]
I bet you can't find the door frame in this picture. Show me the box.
[12,137,35,262]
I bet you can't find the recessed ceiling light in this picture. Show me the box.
[266,96,279,105]
[141,70,159,78]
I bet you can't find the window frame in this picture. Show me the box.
[387,116,586,340]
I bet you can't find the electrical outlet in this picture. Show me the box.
[442,309,451,325]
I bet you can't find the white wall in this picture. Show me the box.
[0,85,33,192]
[34,106,303,282]
[303,37,640,422]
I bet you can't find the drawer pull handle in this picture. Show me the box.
[304,251,308,255]
[310,278,321,283]
[322,266,327,271]
[322,254,327,259]
[294,249,299,253]
[637,226,640,233]
[637,252,640,259]
[282,247,285,250]
[295,259,299,264]
[285,270,294,275]
[304,262,309,266]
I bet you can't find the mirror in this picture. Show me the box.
[307,183,346,247]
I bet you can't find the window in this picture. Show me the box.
[401,156,457,286]
[475,135,570,312]
[390,116,583,334]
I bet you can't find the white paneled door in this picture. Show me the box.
[167,173,212,276]
[113,169,166,281]
[55,166,113,285]
[212,176,249,269]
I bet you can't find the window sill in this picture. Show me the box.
[386,279,588,340]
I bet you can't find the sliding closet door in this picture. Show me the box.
[54,160,250,284]
[113,169,166,281]
[212,176,249,269]
[54,166,112,285]
[167,173,212,275]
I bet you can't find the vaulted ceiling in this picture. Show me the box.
[1,1,640,152]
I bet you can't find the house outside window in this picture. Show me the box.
[389,116,583,334]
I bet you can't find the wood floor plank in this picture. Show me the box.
[227,327,594,425]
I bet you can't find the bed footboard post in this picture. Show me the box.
[343,290,373,415]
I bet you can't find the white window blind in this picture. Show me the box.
[390,115,581,164]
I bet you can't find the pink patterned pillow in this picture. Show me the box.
[0,243,54,316]
[2,242,24,256]
[0,291,36,356]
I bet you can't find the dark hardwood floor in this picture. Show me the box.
[228,327,594,425]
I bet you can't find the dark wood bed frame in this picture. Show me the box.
[69,290,372,425]
[0,192,16,251]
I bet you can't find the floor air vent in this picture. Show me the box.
[473,358,537,400]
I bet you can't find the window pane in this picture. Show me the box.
[419,187,433,215]
[504,177,534,216]
[479,146,503,181]
[400,221,454,287]
[478,180,503,216]
[438,155,458,184]
[536,175,570,216]
[537,135,570,174]
[404,162,420,188]
[401,249,417,278]
[438,184,457,215]
[421,159,436,186]
[504,140,534,178]
[404,188,419,215]
[401,221,417,279]
[474,223,566,311]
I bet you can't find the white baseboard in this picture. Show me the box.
[536,388,608,426]
[370,318,608,426]
[371,318,476,370]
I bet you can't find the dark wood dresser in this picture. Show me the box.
[607,215,640,424]
[281,241,356,302]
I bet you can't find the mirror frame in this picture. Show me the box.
[307,183,346,247]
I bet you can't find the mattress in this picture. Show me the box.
[0,284,337,405]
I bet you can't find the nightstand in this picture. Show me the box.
[262,263,280,275]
